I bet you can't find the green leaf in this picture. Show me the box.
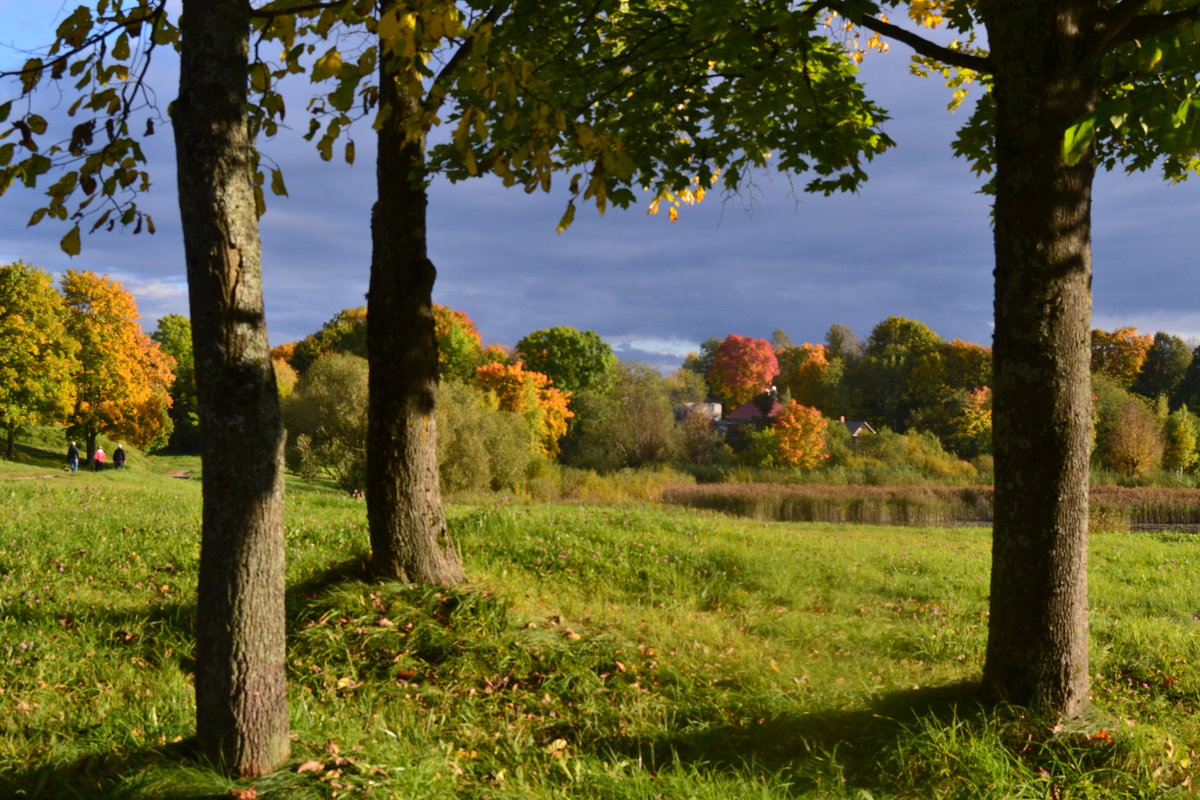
[1062,115,1096,166]
[1174,96,1191,127]
[60,225,81,256]
[113,32,130,61]
[270,168,288,196]
[20,59,43,95]
[250,62,270,94]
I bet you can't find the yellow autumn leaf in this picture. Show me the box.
[555,200,575,233]
[312,48,343,82]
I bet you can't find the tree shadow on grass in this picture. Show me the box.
[596,680,993,796]
[1,558,386,799]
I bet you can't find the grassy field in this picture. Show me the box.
[3,455,1200,798]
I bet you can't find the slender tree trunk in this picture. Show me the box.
[174,0,289,776]
[4,429,14,460]
[980,2,1099,717]
[366,28,465,585]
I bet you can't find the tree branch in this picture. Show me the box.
[0,2,168,81]
[855,14,991,73]
[424,2,509,114]
[1101,1,1200,48]
[249,0,351,21]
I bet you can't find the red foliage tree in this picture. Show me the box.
[706,335,778,409]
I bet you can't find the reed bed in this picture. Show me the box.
[663,483,1200,530]
[661,483,995,525]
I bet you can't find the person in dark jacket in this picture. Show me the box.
[67,441,79,473]
[113,444,126,469]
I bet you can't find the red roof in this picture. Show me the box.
[727,400,784,421]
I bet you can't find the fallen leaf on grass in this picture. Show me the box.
[297,760,324,774]
[228,789,257,799]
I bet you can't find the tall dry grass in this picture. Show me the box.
[663,483,1200,530]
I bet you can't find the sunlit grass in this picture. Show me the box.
[3,466,1200,798]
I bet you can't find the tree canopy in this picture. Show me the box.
[60,269,174,455]
[515,326,618,399]
[0,262,79,457]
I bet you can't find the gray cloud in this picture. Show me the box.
[1,14,1197,371]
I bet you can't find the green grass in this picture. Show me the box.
[3,465,1200,798]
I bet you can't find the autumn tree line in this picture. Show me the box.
[8,263,1199,490]
[263,305,1200,492]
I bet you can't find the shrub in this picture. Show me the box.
[437,379,538,494]
[282,352,368,490]
[561,363,681,471]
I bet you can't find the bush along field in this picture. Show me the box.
[5,470,1200,798]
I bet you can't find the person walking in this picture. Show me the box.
[93,446,106,471]
[67,441,79,473]
[113,444,126,469]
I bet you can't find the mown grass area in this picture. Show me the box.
[3,466,1200,798]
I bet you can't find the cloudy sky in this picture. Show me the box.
[2,3,1198,371]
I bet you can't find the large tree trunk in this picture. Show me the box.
[174,0,290,776]
[366,29,466,584]
[980,3,1100,717]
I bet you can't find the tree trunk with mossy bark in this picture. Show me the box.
[981,1,1098,718]
[366,27,466,586]
[174,0,290,776]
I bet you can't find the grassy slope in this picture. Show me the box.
[2,465,1199,798]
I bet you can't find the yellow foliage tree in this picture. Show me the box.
[0,262,79,458]
[60,270,174,459]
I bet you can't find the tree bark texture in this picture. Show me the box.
[980,1,1099,717]
[366,36,466,585]
[174,0,290,776]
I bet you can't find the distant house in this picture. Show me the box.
[839,416,876,439]
[724,399,785,434]
[728,399,785,422]
[675,402,722,423]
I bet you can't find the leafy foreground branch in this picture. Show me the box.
[2,473,1198,798]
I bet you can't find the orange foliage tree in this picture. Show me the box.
[706,334,779,409]
[774,401,829,469]
[474,361,572,457]
[778,343,830,410]
[60,270,174,458]
[1091,327,1153,387]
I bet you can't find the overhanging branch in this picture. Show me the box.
[1102,2,1200,48]
[855,14,991,73]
